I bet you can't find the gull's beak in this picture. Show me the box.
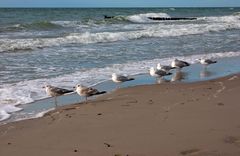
[73,86,76,89]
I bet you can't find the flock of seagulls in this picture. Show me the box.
[43,58,217,107]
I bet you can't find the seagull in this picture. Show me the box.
[197,58,217,66]
[157,63,175,72]
[74,84,106,102]
[171,59,190,69]
[112,73,135,88]
[149,67,172,77]
[43,85,73,107]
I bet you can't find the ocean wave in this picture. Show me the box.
[198,12,240,23]
[0,21,62,33]
[22,21,63,30]
[1,12,240,52]
[126,12,171,23]
[50,13,170,27]
[1,20,240,52]
[233,11,240,16]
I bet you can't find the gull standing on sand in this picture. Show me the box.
[149,67,172,77]
[112,73,135,88]
[43,85,73,107]
[197,58,217,67]
[157,63,175,73]
[171,59,190,69]
[74,84,106,102]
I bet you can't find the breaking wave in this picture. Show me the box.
[1,12,240,52]
[0,21,62,33]
[126,12,171,23]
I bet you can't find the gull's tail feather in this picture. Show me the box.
[66,90,74,93]
[184,62,190,66]
[128,78,135,81]
[95,91,107,95]
[53,87,74,95]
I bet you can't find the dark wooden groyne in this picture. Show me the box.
[104,15,197,21]
[148,17,197,21]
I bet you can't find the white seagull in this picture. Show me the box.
[43,85,73,107]
[171,59,190,69]
[112,73,134,87]
[74,84,106,102]
[197,58,217,66]
[157,63,175,72]
[149,67,172,77]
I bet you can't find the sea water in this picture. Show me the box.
[0,8,240,122]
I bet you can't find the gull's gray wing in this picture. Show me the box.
[51,87,73,95]
[205,59,217,64]
[117,75,133,82]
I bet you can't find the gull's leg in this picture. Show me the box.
[117,83,121,89]
[54,96,58,107]
[203,64,208,69]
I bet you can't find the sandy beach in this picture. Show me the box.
[0,74,240,156]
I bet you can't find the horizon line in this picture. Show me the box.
[0,6,240,9]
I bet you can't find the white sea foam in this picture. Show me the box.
[0,104,23,121]
[199,13,240,23]
[0,110,11,122]
[51,20,91,29]
[35,108,55,118]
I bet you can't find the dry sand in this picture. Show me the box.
[0,74,240,156]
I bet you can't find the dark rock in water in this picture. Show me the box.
[104,15,115,19]
[148,17,197,21]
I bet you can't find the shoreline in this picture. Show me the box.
[1,72,239,126]
[0,73,240,155]
[2,55,240,124]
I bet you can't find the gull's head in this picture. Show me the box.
[112,73,117,78]
[43,85,51,89]
[157,63,162,69]
[75,84,85,90]
[149,67,156,76]
[149,67,155,72]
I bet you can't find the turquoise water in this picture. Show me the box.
[0,8,240,121]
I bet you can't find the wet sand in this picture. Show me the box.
[0,74,240,156]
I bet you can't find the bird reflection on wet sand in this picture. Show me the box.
[171,70,187,82]
[200,68,214,79]
[156,77,170,84]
